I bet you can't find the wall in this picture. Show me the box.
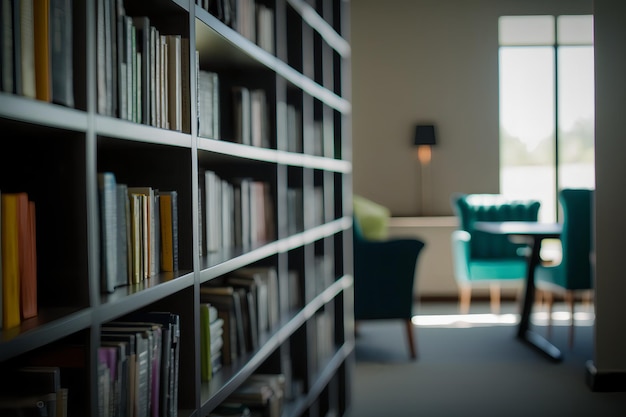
[592,0,626,383]
[351,0,592,217]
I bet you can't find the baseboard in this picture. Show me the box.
[586,360,626,392]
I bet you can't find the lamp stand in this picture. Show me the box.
[416,145,432,216]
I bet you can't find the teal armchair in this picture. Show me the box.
[353,214,425,360]
[535,188,594,347]
[451,194,541,314]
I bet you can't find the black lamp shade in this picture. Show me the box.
[414,125,437,146]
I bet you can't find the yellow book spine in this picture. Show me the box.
[2,194,21,329]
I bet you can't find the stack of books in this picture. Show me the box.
[100,311,181,417]
[98,172,179,294]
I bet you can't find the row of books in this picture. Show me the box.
[197,0,275,55]
[197,68,220,139]
[200,267,281,366]
[99,311,180,417]
[0,365,68,417]
[310,308,335,375]
[286,104,303,154]
[199,170,274,255]
[200,266,303,384]
[310,254,335,303]
[232,86,271,147]
[97,0,189,131]
[210,373,286,417]
[98,172,179,294]
[1,191,37,330]
[0,0,75,107]
[286,187,303,235]
[200,303,224,382]
[197,68,272,150]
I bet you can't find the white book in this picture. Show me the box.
[127,187,156,278]
[250,89,267,147]
[19,0,35,98]
[204,170,220,253]
[211,71,220,138]
[181,37,190,133]
[160,35,168,129]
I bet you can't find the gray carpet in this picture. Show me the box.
[346,302,626,417]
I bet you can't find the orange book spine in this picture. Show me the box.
[19,197,38,319]
[159,194,173,272]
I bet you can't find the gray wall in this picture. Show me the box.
[350,0,626,385]
[351,0,592,216]
[593,0,626,376]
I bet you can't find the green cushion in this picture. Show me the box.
[353,195,390,240]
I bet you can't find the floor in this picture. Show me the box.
[345,299,617,417]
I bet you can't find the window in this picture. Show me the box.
[499,15,594,222]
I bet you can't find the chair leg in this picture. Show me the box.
[459,286,471,315]
[565,291,575,348]
[490,284,501,314]
[583,290,594,311]
[545,291,554,340]
[405,319,417,360]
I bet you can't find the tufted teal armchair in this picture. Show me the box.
[535,188,594,347]
[451,193,541,314]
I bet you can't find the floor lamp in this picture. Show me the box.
[414,124,437,216]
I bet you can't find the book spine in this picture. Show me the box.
[33,0,51,102]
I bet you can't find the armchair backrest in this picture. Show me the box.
[558,188,594,290]
[452,193,541,259]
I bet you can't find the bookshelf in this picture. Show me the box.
[0,0,353,416]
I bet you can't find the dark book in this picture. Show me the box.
[232,86,251,145]
[126,311,180,417]
[233,267,279,331]
[116,183,130,287]
[101,326,151,417]
[98,172,118,294]
[132,16,150,125]
[105,321,163,417]
[50,0,74,107]
[1,0,15,93]
[101,339,129,417]
[101,333,135,417]
[226,274,261,349]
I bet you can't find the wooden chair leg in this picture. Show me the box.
[565,291,575,348]
[490,283,501,314]
[405,319,417,360]
[459,286,471,315]
[535,289,543,308]
[583,290,593,311]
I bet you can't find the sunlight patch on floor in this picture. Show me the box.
[411,310,595,328]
